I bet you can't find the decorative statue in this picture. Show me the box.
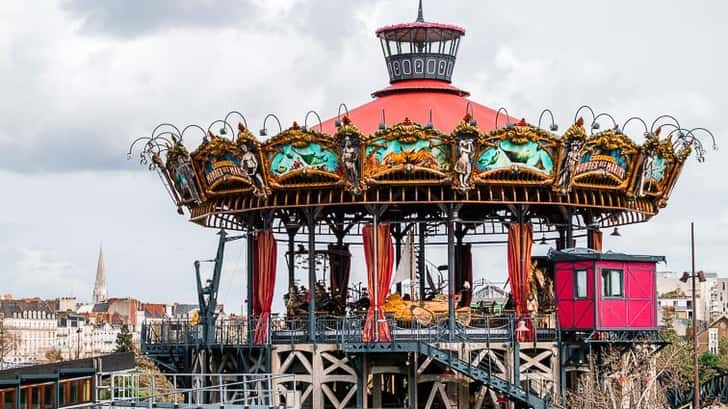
[557,138,583,194]
[636,153,656,197]
[240,143,268,198]
[170,153,202,204]
[454,136,475,190]
[341,135,361,193]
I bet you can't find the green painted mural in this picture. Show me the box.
[477,140,554,175]
[270,142,339,177]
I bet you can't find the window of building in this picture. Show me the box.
[709,328,719,354]
[601,269,624,297]
[574,269,588,299]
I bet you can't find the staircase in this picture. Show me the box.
[343,340,555,409]
[416,342,553,409]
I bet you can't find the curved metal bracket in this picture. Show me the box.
[304,110,323,132]
[261,113,283,137]
[207,119,235,138]
[495,107,511,129]
[591,112,618,133]
[336,103,350,127]
[573,105,597,127]
[621,116,649,139]
[224,111,249,131]
[651,114,681,135]
[537,109,558,131]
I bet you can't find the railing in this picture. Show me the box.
[142,313,558,348]
[95,371,298,408]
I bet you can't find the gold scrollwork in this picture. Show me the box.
[362,118,451,185]
[263,123,343,189]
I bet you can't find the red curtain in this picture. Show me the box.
[254,230,277,345]
[362,223,395,342]
[590,229,603,252]
[507,223,534,342]
[251,234,262,316]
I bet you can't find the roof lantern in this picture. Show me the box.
[376,0,465,84]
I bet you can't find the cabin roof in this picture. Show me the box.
[548,248,666,264]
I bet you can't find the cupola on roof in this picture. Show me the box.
[376,0,465,84]
[319,1,506,135]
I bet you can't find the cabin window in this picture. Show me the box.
[601,269,624,297]
[574,269,588,299]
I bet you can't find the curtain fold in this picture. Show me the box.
[362,223,395,342]
[590,229,603,252]
[507,223,534,342]
[251,234,261,316]
[328,244,351,299]
[254,230,277,345]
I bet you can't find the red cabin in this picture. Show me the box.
[552,249,664,332]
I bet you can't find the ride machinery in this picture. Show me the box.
[130,3,715,409]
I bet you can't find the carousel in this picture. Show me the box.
[131,3,716,409]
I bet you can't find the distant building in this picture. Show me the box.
[92,245,108,304]
[656,271,724,334]
[0,299,57,365]
[696,316,728,356]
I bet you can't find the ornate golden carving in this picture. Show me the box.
[363,118,451,184]
[475,123,559,186]
[334,116,366,194]
[263,124,343,189]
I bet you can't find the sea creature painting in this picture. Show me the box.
[477,140,554,175]
[270,142,339,176]
[366,138,449,171]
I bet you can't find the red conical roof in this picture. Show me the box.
[319,80,515,135]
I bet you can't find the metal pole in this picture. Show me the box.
[418,222,426,301]
[287,227,296,290]
[692,221,700,409]
[447,206,456,340]
[308,211,317,343]
[247,232,255,345]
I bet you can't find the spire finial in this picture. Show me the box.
[416,0,424,22]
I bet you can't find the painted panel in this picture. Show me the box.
[477,140,554,175]
[269,142,340,177]
[575,147,628,180]
[365,137,450,171]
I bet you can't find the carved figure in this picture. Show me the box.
[636,153,656,197]
[454,137,475,189]
[240,144,267,197]
[557,139,583,193]
[341,135,361,192]
[171,155,202,204]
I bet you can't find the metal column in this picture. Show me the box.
[447,207,456,340]
[306,210,317,343]
[418,222,426,301]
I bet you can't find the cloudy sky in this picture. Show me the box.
[1,0,726,314]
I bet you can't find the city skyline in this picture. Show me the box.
[1,0,726,312]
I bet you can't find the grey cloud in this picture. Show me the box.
[60,0,257,38]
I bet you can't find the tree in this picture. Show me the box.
[566,342,696,409]
[114,324,134,353]
[45,348,64,362]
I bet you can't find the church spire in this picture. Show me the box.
[93,244,108,303]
